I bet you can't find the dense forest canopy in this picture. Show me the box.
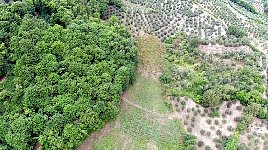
[0,0,137,149]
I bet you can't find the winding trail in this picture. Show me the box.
[122,96,178,120]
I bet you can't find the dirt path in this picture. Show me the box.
[77,123,114,150]
[122,97,168,119]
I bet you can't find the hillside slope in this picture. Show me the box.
[87,0,268,150]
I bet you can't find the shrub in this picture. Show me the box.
[188,34,201,48]
[236,106,243,111]
[186,115,190,119]
[216,143,222,149]
[227,102,232,108]
[225,109,233,115]
[200,130,205,135]
[214,120,220,125]
[181,101,186,105]
[205,145,211,150]
[182,134,196,149]
[227,126,234,132]
[160,73,172,83]
[227,25,247,38]
[198,141,204,147]
[187,127,192,132]
[216,130,222,136]
[234,117,241,122]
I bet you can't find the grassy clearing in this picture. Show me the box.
[92,76,185,149]
[127,76,170,113]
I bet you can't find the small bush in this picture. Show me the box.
[187,127,192,132]
[234,117,241,122]
[216,143,222,149]
[216,129,222,136]
[236,106,243,111]
[187,108,191,113]
[214,120,220,125]
[180,101,186,105]
[227,101,232,108]
[160,73,172,83]
[198,141,204,147]
[200,130,205,135]
[205,145,211,150]
[186,115,190,119]
[225,109,233,115]
[210,126,215,130]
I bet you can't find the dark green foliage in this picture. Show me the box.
[187,34,201,48]
[227,25,247,38]
[202,85,236,107]
[0,0,136,150]
[230,0,258,14]
[160,73,172,84]
[224,134,239,150]
[258,106,268,119]
[182,134,196,150]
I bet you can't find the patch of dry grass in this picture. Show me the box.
[136,34,165,79]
